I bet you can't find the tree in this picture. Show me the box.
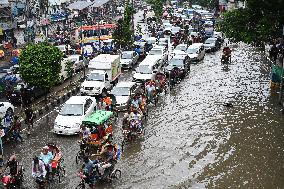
[147,0,164,19]
[219,0,284,45]
[112,0,134,50]
[19,42,63,94]
[64,59,74,85]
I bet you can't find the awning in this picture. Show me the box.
[67,1,94,10]
[91,0,109,8]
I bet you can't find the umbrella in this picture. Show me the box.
[11,56,19,65]
[163,11,168,17]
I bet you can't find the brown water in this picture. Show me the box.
[3,43,284,189]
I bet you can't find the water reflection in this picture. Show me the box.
[2,45,284,189]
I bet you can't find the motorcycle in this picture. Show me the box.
[221,54,231,64]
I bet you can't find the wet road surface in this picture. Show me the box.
[3,43,284,189]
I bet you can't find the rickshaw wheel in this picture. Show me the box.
[121,140,126,152]
[154,96,158,106]
[75,153,80,164]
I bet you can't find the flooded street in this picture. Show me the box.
[4,43,284,189]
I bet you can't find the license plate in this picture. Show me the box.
[11,94,16,96]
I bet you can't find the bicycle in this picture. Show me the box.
[75,168,122,189]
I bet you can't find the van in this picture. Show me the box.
[132,55,162,83]
[186,43,205,62]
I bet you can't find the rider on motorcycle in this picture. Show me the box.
[223,46,231,56]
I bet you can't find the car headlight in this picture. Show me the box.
[75,123,81,128]
[95,87,100,90]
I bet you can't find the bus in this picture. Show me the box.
[74,24,116,50]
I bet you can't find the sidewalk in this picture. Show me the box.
[14,69,86,117]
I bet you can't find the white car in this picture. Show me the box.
[204,38,218,52]
[120,51,139,69]
[163,22,172,30]
[53,96,96,135]
[158,38,169,48]
[0,102,14,118]
[174,44,188,52]
[55,45,76,55]
[64,55,85,72]
[171,26,181,35]
[148,45,168,64]
[186,43,205,61]
[110,82,138,111]
[146,37,157,45]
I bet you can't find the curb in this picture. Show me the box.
[18,85,81,131]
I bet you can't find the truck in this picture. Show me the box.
[80,54,121,96]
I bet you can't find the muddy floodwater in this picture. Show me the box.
[3,44,284,189]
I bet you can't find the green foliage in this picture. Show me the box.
[65,60,73,78]
[147,0,164,18]
[19,42,63,88]
[112,0,134,49]
[220,0,284,44]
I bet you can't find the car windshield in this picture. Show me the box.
[68,57,78,62]
[137,65,152,74]
[175,45,186,51]
[111,87,130,96]
[149,49,162,55]
[60,104,83,116]
[172,27,180,31]
[205,39,215,44]
[121,53,132,59]
[87,73,104,81]
[187,48,198,54]
[169,59,184,67]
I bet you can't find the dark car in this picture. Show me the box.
[165,54,191,78]
[9,84,46,106]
